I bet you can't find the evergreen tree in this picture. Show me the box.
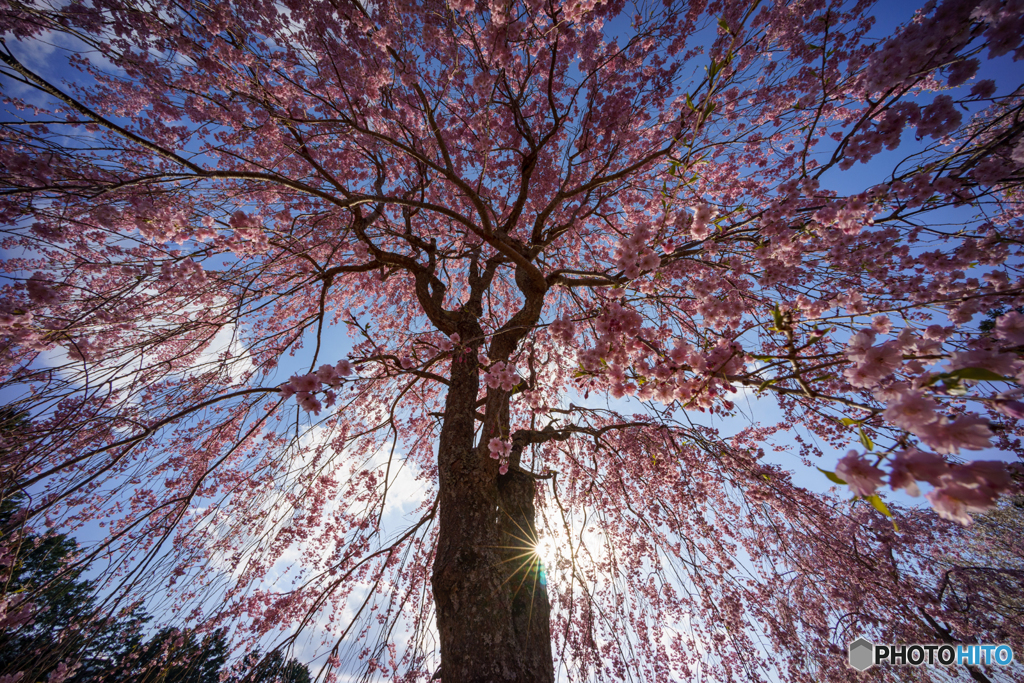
[0,489,147,681]
[1,408,123,681]
[1,410,312,683]
[111,628,230,683]
[237,650,312,683]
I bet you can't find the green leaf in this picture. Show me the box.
[757,379,776,393]
[858,427,874,452]
[946,367,1009,382]
[865,494,893,518]
[839,417,862,427]
[943,378,968,396]
[817,467,847,485]
[770,304,784,331]
[717,17,729,31]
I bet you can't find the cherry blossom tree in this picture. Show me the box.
[749,490,1024,683]
[1,0,1024,680]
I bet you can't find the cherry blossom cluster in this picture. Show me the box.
[0,592,34,631]
[842,329,904,388]
[484,361,518,391]
[44,661,78,683]
[971,0,1024,60]
[836,449,1013,525]
[846,320,1020,412]
[67,337,100,362]
[279,360,354,414]
[193,216,218,242]
[2,151,55,188]
[224,211,269,257]
[487,437,511,475]
[687,203,716,240]
[128,199,194,244]
[860,0,976,96]
[577,298,1020,524]
[884,396,993,455]
[613,224,661,279]
[815,306,1024,524]
[82,199,230,247]
[437,332,460,352]
[841,98,963,170]
[810,193,877,236]
[25,273,60,305]
[157,259,207,287]
[547,317,575,345]
[993,310,1024,343]
[0,310,32,331]
[0,310,49,352]
[580,299,745,408]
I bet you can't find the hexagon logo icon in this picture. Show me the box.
[849,637,875,671]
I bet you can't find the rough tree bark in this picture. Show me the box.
[432,349,554,682]
[430,257,554,682]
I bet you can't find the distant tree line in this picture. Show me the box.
[0,409,310,683]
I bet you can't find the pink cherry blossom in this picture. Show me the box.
[994,398,1024,419]
[888,448,950,496]
[995,311,1024,345]
[882,390,940,433]
[917,415,993,454]
[548,318,575,345]
[487,438,511,460]
[843,340,901,387]
[871,315,892,334]
[25,273,60,305]
[888,459,921,496]
[844,329,877,362]
[289,373,319,394]
[835,451,885,497]
[316,363,342,387]
[946,349,1019,376]
[484,362,518,391]
[946,460,1012,494]
[926,484,998,525]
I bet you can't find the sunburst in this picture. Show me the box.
[487,507,552,635]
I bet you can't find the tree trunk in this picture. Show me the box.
[431,354,554,682]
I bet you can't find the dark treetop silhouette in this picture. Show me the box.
[1,0,1024,680]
